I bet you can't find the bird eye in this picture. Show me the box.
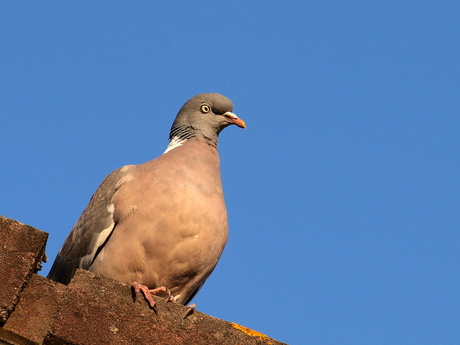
[201,104,211,113]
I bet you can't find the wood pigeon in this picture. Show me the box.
[47,93,246,308]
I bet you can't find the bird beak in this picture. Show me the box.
[223,112,246,129]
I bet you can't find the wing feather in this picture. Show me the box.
[47,165,135,284]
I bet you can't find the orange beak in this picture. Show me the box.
[223,112,246,129]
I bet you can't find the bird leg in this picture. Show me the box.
[132,282,170,311]
[132,282,196,317]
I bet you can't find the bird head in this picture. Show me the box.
[169,93,246,146]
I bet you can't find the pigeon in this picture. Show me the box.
[47,93,246,307]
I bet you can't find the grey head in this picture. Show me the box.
[169,93,246,147]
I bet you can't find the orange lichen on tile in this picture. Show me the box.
[231,322,273,344]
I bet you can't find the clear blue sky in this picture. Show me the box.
[1,2,459,344]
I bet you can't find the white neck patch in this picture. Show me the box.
[163,136,187,154]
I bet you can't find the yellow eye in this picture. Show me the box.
[201,104,211,113]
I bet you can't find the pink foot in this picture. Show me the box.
[132,282,169,311]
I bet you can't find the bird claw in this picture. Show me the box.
[183,303,196,319]
[132,282,169,311]
[132,282,194,318]
[166,295,177,303]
